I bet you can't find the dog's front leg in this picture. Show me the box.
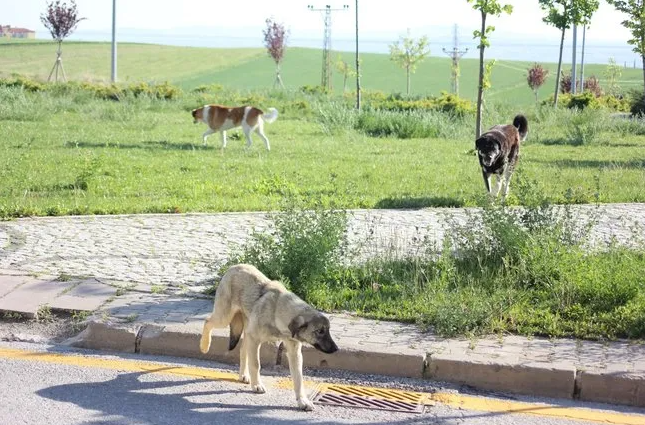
[246,337,266,393]
[482,170,492,193]
[493,173,504,197]
[202,128,215,146]
[284,340,314,411]
[221,131,228,149]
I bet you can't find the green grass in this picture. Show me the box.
[1,40,643,105]
[1,85,645,218]
[223,192,645,340]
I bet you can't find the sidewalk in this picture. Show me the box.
[1,205,645,408]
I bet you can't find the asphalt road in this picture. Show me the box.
[1,341,644,425]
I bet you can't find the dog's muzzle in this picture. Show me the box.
[314,340,339,354]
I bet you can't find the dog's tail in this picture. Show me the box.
[228,312,244,351]
[513,114,529,141]
[262,107,279,124]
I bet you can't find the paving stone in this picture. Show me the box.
[49,280,118,312]
[0,275,32,298]
[0,277,74,316]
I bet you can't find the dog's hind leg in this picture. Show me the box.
[254,122,271,151]
[284,340,314,411]
[237,337,250,384]
[199,297,235,354]
[245,336,266,393]
[242,123,254,149]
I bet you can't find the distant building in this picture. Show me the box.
[0,25,36,39]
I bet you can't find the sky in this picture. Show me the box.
[1,0,639,63]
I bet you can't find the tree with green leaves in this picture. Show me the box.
[335,55,359,93]
[388,29,430,96]
[603,57,623,96]
[606,0,645,91]
[538,0,599,107]
[466,0,513,138]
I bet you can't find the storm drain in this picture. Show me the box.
[311,383,427,414]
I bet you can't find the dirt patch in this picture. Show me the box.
[0,312,88,344]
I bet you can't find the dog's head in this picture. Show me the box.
[475,134,502,168]
[288,312,338,354]
[191,107,204,124]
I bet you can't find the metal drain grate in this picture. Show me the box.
[311,384,426,414]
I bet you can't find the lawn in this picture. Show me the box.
[1,84,644,218]
[2,40,643,106]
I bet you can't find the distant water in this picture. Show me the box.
[55,29,642,67]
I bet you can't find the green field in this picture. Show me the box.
[1,39,643,106]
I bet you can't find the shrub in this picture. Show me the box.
[222,196,349,298]
[564,108,607,145]
[628,89,645,116]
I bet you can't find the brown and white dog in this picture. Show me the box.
[475,114,528,199]
[191,105,279,150]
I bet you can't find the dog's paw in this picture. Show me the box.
[239,374,250,384]
[298,397,315,411]
[199,336,210,354]
[252,383,266,394]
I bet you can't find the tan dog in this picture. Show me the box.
[199,264,338,411]
[191,105,278,150]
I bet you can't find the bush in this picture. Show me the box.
[354,109,466,139]
[365,91,474,117]
[221,196,349,298]
[628,89,645,116]
[564,108,608,145]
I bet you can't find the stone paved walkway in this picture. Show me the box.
[1,204,644,289]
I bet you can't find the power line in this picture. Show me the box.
[308,4,349,91]
[442,24,468,95]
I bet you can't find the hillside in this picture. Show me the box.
[1,40,642,105]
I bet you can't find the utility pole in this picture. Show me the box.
[308,4,349,91]
[580,25,586,93]
[442,24,468,96]
[111,0,117,83]
[355,0,360,109]
[571,25,577,94]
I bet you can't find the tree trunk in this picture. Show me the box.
[343,74,348,92]
[553,27,566,108]
[406,65,410,96]
[475,11,486,139]
[642,54,645,93]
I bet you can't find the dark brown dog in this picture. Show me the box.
[475,114,528,199]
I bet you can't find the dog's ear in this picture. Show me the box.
[288,315,308,338]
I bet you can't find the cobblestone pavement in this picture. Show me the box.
[1,204,644,289]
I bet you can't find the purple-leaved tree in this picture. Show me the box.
[40,0,86,82]
[263,18,289,89]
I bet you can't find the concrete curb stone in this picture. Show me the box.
[424,353,577,400]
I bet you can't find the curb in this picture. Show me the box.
[65,321,645,408]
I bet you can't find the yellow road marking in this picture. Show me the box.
[2,346,644,424]
[430,393,645,425]
[0,347,240,383]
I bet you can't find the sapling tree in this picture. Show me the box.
[538,0,599,107]
[263,18,289,89]
[606,0,645,91]
[527,63,550,102]
[40,0,86,82]
[466,0,513,138]
[388,29,430,96]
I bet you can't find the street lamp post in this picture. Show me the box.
[111,0,117,83]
